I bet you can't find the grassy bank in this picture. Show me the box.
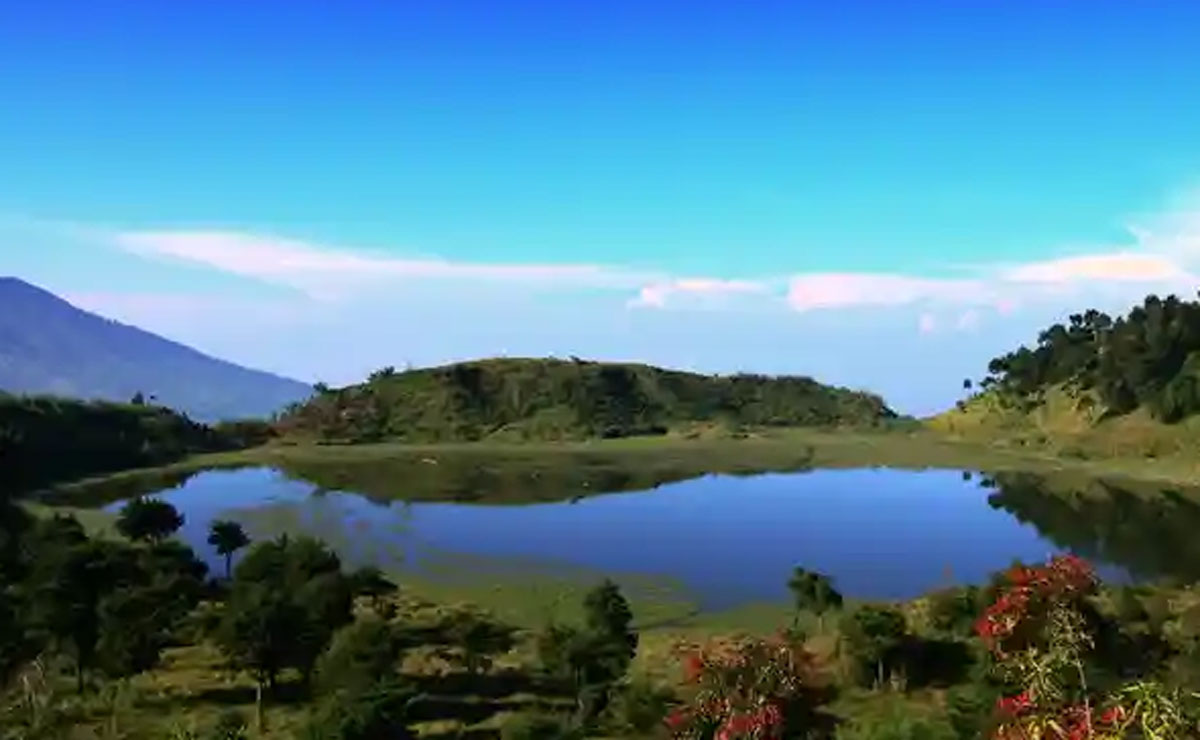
[45,425,1200,510]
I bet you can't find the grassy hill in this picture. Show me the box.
[0,277,312,421]
[276,357,897,443]
[932,293,1200,458]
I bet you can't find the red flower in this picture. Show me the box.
[995,691,1034,717]
[665,708,690,731]
[1098,705,1126,726]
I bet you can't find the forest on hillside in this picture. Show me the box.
[0,395,272,492]
[277,358,897,443]
[979,294,1200,422]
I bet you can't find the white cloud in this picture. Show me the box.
[999,252,1189,283]
[787,273,987,312]
[628,278,771,309]
[110,195,1200,330]
[116,230,641,298]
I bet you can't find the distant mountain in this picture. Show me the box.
[277,356,897,442]
[0,278,312,420]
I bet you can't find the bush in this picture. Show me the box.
[606,677,674,735]
[840,605,909,687]
[208,709,248,740]
[301,679,416,740]
[667,634,828,739]
[500,712,580,740]
[926,586,982,637]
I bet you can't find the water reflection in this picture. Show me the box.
[983,472,1200,584]
[51,460,1200,609]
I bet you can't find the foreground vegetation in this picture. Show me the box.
[9,485,1200,738]
[276,358,897,443]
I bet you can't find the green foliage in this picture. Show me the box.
[300,678,416,740]
[208,709,249,740]
[20,515,207,691]
[217,536,355,692]
[276,357,896,443]
[210,418,277,448]
[605,677,675,735]
[927,585,983,637]
[315,616,405,695]
[207,519,250,579]
[436,608,518,675]
[116,496,184,543]
[347,565,397,614]
[0,395,241,491]
[982,295,1200,422]
[537,580,639,723]
[500,711,580,740]
[787,567,843,624]
[835,703,957,740]
[840,605,910,688]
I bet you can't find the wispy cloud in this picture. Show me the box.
[111,193,1200,333]
[116,230,642,298]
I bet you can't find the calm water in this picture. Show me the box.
[83,464,1200,610]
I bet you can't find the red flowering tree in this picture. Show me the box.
[665,634,826,740]
[978,555,1197,739]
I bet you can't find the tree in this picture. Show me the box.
[207,520,250,579]
[840,605,908,688]
[130,392,146,406]
[115,497,183,543]
[348,565,397,615]
[316,616,405,696]
[786,568,843,630]
[438,609,516,676]
[583,578,637,661]
[217,536,354,727]
[537,580,638,723]
[368,366,397,383]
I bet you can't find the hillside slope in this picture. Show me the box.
[0,394,243,491]
[277,357,897,442]
[932,293,1200,457]
[0,278,312,420]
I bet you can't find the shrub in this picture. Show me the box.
[500,712,580,740]
[606,676,675,735]
[666,634,828,740]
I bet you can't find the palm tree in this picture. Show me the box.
[207,520,250,579]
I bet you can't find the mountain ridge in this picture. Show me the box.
[0,277,312,420]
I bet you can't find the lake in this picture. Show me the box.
[71,464,1200,611]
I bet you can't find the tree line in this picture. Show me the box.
[979,294,1200,422]
[0,394,274,492]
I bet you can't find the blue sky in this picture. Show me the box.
[4,1,1200,414]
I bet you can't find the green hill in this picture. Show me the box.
[276,357,896,443]
[932,293,1200,457]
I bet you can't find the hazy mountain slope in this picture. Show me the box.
[0,278,311,420]
[278,356,897,442]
